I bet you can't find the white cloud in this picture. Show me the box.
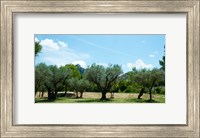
[42,48,90,67]
[127,59,153,70]
[149,54,155,58]
[40,39,60,50]
[58,41,68,48]
[40,39,68,51]
[72,60,87,68]
[38,38,90,67]
[43,50,90,67]
[127,63,134,69]
[35,37,39,42]
[96,62,108,67]
[149,51,158,58]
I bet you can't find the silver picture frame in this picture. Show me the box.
[1,0,199,137]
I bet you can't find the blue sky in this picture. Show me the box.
[35,34,165,73]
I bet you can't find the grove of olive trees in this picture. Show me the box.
[35,62,165,102]
[35,41,165,103]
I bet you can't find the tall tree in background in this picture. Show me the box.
[85,64,123,100]
[159,56,165,71]
[65,64,81,78]
[35,42,42,56]
[62,64,81,95]
[78,79,90,98]
[68,77,80,98]
[159,45,165,71]
[69,78,89,98]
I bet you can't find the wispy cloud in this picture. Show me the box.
[43,49,90,67]
[43,57,66,67]
[72,36,133,58]
[149,51,158,58]
[149,54,155,58]
[35,34,164,72]
[127,59,153,70]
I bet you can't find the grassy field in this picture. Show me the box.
[35,92,165,103]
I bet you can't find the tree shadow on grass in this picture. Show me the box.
[57,93,75,98]
[35,98,48,103]
[145,99,159,103]
[76,98,112,103]
[133,98,159,103]
[35,97,161,103]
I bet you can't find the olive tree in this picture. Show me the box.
[131,68,165,101]
[42,65,70,101]
[35,63,47,96]
[85,64,123,100]
[68,78,89,98]
[68,77,79,98]
[38,85,47,98]
[62,64,81,95]
[60,65,71,95]
[77,79,89,98]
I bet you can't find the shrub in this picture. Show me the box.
[155,86,165,94]
[124,85,140,93]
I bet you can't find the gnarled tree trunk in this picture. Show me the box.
[138,87,145,99]
[149,89,152,101]
[80,91,83,98]
[101,91,107,100]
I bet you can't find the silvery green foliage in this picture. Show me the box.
[129,68,165,100]
[35,63,72,100]
[85,64,123,99]
[35,63,47,93]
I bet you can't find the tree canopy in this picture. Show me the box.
[128,68,165,101]
[35,62,165,102]
[85,64,123,100]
